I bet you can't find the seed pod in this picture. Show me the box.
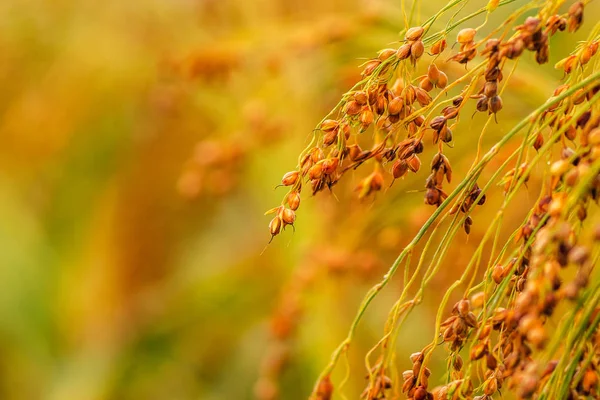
[282,171,299,186]
[281,208,296,225]
[392,159,409,179]
[308,163,323,180]
[413,387,428,400]
[388,96,404,115]
[360,109,374,127]
[362,59,381,77]
[550,159,569,177]
[485,66,501,81]
[457,299,470,317]
[457,28,477,44]
[564,125,577,141]
[476,96,489,112]
[567,1,584,32]
[489,95,503,113]
[484,377,498,395]
[453,355,463,371]
[406,26,425,41]
[492,265,504,284]
[323,130,337,146]
[430,116,446,131]
[580,46,593,65]
[403,85,416,105]
[533,132,544,150]
[419,76,434,92]
[322,157,339,174]
[316,376,333,400]
[470,343,487,360]
[442,106,458,119]
[415,87,432,106]
[344,100,361,115]
[321,119,339,132]
[397,43,412,60]
[452,96,464,107]
[536,45,549,64]
[354,91,368,105]
[425,188,441,206]
[484,81,498,97]
[427,64,440,84]
[347,144,362,160]
[431,38,447,55]
[407,155,421,172]
[464,312,478,328]
[269,217,282,236]
[375,95,387,115]
[411,40,425,59]
[340,122,351,140]
[378,48,397,61]
[437,71,448,89]
[440,126,453,143]
[286,191,300,210]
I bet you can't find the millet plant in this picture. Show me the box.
[264,0,600,399]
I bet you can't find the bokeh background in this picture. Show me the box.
[0,0,597,399]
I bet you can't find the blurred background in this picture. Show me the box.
[0,0,597,399]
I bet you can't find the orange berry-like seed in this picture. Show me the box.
[281,171,299,186]
[405,26,424,41]
[323,130,337,146]
[437,71,448,89]
[353,91,368,105]
[378,48,397,61]
[457,28,476,44]
[430,38,447,55]
[286,191,300,210]
[392,159,409,179]
[269,217,282,236]
[419,76,434,92]
[362,59,381,76]
[344,100,362,116]
[489,95,503,114]
[427,64,440,84]
[360,109,374,126]
[411,40,425,59]
[415,88,432,106]
[280,208,296,225]
[322,157,339,174]
[321,119,339,132]
[388,96,404,115]
[407,155,421,172]
[308,163,323,180]
[396,43,412,60]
